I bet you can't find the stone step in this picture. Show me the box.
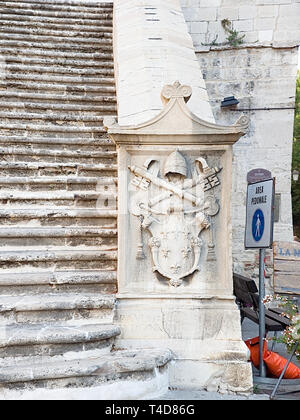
[0,119,114,132]
[0,161,117,179]
[0,249,118,280]
[0,13,112,27]
[0,101,116,117]
[1,81,115,96]
[5,225,117,246]
[1,46,112,60]
[0,175,117,191]
[0,112,112,126]
[2,73,115,87]
[0,292,116,325]
[0,247,117,264]
[0,208,117,228]
[0,227,117,237]
[0,90,116,105]
[0,323,120,359]
[0,10,112,23]
[0,135,114,147]
[0,349,172,398]
[0,227,117,248]
[2,54,114,69]
[1,46,113,59]
[0,19,113,34]
[1,0,113,7]
[0,28,112,42]
[0,270,117,296]
[1,1,113,15]
[6,63,114,77]
[0,181,115,194]
[0,36,112,50]
[0,175,116,184]
[0,292,114,312]
[0,122,108,135]
[0,348,172,382]
[0,270,117,287]
[0,0,118,390]
[0,27,112,42]
[0,193,117,211]
[0,144,116,156]
[0,7,113,20]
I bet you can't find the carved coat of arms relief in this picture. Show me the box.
[129,149,222,287]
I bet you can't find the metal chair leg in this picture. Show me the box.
[271,331,278,352]
[270,343,298,400]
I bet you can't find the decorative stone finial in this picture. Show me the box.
[161,81,192,104]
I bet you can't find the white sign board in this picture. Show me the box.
[245,179,275,249]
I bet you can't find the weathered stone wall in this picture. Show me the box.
[197,47,297,287]
[181,0,300,49]
[181,0,299,287]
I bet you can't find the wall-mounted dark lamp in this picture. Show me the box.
[221,96,239,108]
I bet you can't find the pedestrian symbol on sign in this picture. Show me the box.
[252,209,264,242]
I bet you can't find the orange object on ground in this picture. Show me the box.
[263,351,300,379]
[245,336,300,379]
[245,336,267,369]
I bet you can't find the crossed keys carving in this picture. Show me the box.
[129,151,221,287]
[129,163,221,216]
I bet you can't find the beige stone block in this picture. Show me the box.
[244,30,259,43]
[256,0,292,4]
[273,30,300,46]
[277,15,300,30]
[183,6,218,22]
[198,7,218,21]
[258,29,273,42]
[218,7,239,20]
[170,359,253,393]
[238,5,258,19]
[258,5,279,17]
[279,3,300,16]
[255,17,276,30]
[199,0,221,7]
[192,33,208,46]
[221,0,255,5]
[191,21,208,33]
[233,19,254,32]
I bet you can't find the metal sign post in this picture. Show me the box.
[258,248,267,377]
[245,172,275,378]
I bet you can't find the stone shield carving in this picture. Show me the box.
[129,150,221,287]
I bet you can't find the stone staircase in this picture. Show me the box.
[0,0,172,399]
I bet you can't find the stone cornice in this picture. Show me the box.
[104,81,249,146]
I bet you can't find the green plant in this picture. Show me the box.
[221,19,245,47]
[253,384,260,394]
[264,295,300,360]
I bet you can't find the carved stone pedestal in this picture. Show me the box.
[104,82,253,393]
